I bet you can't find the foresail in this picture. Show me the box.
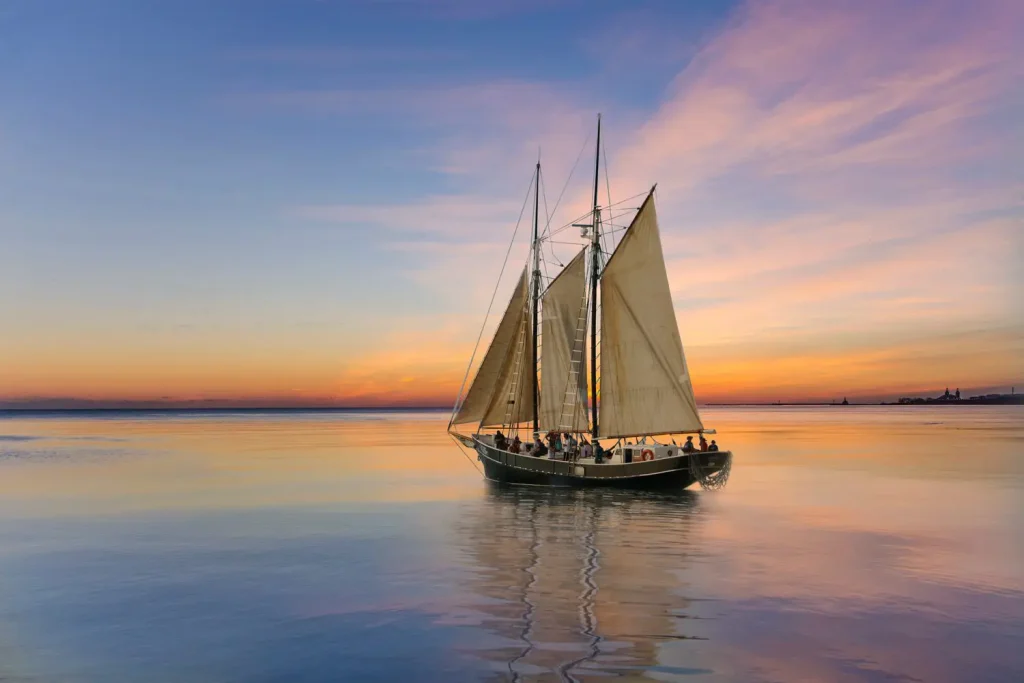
[479,326,535,427]
[599,193,703,437]
[539,249,589,432]
[452,268,532,427]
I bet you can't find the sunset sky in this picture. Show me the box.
[2,0,1022,408]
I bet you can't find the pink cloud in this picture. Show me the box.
[615,0,1024,199]
[279,0,1024,403]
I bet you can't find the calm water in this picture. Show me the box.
[0,407,1021,682]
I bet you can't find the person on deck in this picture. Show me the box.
[545,430,556,454]
[563,433,576,460]
[564,432,577,451]
[581,441,593,460]
[699,434,708,452]
[594,442,605,464]
[495,432,508,451]
[708,440,719,452]
[681,436,696,453]
[510,436,521,454]
[533,436,548,457]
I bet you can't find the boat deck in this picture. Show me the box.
[472,434,730,487]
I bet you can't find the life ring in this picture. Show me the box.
[641,449,654,461]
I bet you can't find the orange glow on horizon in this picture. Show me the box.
[3,323,1019,407]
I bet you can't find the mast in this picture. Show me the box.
[531,160,541,435]
[589,114,601,440]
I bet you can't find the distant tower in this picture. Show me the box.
[842,397,849,405]
[944,387,950,399]
[955,388,960,400]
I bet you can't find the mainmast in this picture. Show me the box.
[589,115,601,440]
[531,160,541,435]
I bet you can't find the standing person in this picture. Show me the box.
[563,433,577,460]
[699,434,708,452]
[581,439,593,461]
[682,436,696,453]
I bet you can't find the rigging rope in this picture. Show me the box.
[448,434,484,475]
[545,190,650,240]
[688,451,732,490]
[540,166,565,268]
[448,170,537,429]
[543,131,591,240]
[600,131,614,258]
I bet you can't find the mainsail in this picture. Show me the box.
[539,249,589,432]
[452,267,536,427]
[598,193,704,437]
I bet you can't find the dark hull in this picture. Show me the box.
[473,438,728,490]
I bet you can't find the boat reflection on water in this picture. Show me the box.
[454,484,710,681]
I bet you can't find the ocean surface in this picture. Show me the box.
[0,406,1021,682]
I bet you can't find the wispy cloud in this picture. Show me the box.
[326,0,582,21]
[226,46,459,67]
[8,0,1022,406]
[294,195,528,240]
[270,0,1024,404]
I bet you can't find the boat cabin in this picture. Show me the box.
[615,443,680,463]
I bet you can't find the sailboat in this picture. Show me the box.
[448,116,731,490]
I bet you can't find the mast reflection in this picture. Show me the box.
[455,485,706,681]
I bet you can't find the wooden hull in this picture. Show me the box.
[473,437,729,490]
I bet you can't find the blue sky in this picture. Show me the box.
[1,0,1021,406]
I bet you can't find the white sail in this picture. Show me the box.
[452,267,535,427]
[599,193,703,437]
[539,249,589,432]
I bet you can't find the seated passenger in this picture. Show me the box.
[510,436,522,454]
[581,441,593,460]
[533,436,548,457]
[708,440,719,452]
[681,436,696,453]
[699,434,708,452]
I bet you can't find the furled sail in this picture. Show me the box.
[539,249,589,432]
[599,192,703,437]
[452,267,536,427]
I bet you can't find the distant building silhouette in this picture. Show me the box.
[893,385,1022,405]
[841,397,849,405]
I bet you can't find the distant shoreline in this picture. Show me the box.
[3,402,1019,415]
[706,402,840,406]
[0,406,451,414]
[707,399,1022,407]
